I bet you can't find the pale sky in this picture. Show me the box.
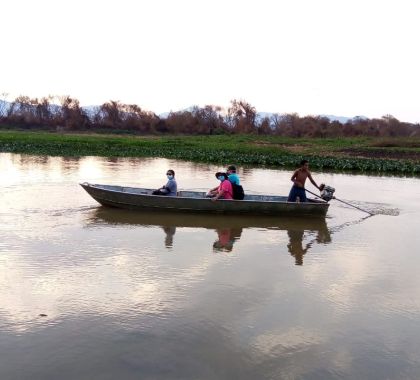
[1,0,419,122]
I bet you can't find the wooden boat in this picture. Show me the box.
[80,182,329,217]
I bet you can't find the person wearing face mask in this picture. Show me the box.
[152,169,178,196]
[206,172,233,201]
[226,165,240,185]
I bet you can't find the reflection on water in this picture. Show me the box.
[86,208,332,263]
[287,226,331,265]
[2,153,420,380]
[213,227,243,252]
[162,226,176,247]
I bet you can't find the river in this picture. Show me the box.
[1,153,420,380]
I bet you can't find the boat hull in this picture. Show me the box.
[80,183,329,217]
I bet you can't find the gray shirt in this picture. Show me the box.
[162,178,177,196]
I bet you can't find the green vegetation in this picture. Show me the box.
[1,131,419,174]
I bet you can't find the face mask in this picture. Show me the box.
[167,175,173,180]
[218,176,225,181]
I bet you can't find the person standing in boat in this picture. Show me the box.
[152,169,177,196]
[287,160,320,202]
[206,172,233,201]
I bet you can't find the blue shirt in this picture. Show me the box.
[228,173,240,185]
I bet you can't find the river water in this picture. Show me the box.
[1,153,420,380]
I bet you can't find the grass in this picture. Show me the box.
[0,130,419,174]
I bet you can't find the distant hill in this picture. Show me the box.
[0,99,9,114]
[321,114,352,123]
[158,108,360,124]
[256,112,361,124]
[322,114,368,123]
[0,99,61,116]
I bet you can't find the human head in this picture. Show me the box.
[215,172,228,181]
[227,165,236,173]
[300,160,309,168]
[166,169,175,177]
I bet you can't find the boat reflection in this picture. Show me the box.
[86,208,332,263]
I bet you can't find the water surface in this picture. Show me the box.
[1,153,420,380]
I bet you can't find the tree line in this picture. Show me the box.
[0,94,419,137]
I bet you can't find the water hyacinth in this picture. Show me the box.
[0,132,419,174]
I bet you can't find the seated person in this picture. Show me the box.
[206,172,233,201]
[226,165,240,185]
[152,169,177,196]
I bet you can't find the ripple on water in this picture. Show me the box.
[333,199,400,216]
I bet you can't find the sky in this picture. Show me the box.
[1,0,419,122]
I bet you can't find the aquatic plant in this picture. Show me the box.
[0,131,418,174]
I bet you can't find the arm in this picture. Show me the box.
[159,180,173,194]
[212,188,225,201]
[308,173,320,189]
[207,185,219,196]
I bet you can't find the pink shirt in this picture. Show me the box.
[218,180,233,200]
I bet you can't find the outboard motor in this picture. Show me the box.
[320,184,335,202]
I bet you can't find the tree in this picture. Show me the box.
[257,117,272,135]
[226,99,257,133]
[98,100,123,129]
[191,105,227,134]
[59,96,89,129]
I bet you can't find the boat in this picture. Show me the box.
[80,182,329,217]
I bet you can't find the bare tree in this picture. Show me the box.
[191,105,227,134]
[58,95,89,129]
[226,99,257,133]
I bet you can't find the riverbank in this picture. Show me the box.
[1,130,419,174]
